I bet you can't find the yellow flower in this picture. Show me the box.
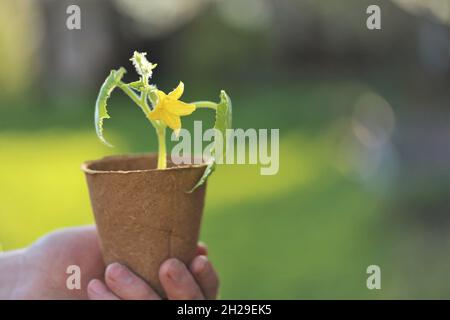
[149,81,196,132]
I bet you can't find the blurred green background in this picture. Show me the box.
[1,0,450,299]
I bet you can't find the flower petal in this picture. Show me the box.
[156,90,167,104]
[148,107,161,120]
[160,109,181,130]
[168,81,184,100]
[165,100,196,116]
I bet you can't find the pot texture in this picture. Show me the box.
[82,153,207,296]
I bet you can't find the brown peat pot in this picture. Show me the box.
[81,153,207,296]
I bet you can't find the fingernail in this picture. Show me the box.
[89,280,107,295]
[193,256,208,274]
[167,259,184,283]
[108,263,133,285]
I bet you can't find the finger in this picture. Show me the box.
[105,263,161,300]
[159,258,205,300]
[87,279,120,300]
[196,242,208,256]
[190,255,220,299]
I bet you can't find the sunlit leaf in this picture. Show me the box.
[187,160,216,193]
[128,80,145,91]
[213,90,232,159]
[189,90,232,192]
[94,67,126,146]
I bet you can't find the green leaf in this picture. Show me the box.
[189,90,232,192]
[187,160,216,193]
[128,80,145,91]
[213,90,232,159]
[95,67,126,146]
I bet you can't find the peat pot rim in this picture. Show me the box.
[81,153,209,175]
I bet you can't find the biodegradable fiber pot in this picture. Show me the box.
[81,153,208,296]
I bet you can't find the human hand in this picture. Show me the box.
[6,225,219,300]
[87,243,220,300]
[10,226,104,299]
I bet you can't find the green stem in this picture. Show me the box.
[156,126,167,169]
[141,91,150,112]
[141,91,158,127]
[120,81,166,169]
[193,101,217,110]
[118,82,143,109]
[119,82,154,119]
